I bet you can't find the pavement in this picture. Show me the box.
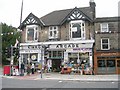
[2,72,120,82]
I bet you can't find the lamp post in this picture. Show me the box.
[40,44,44,78]
[40,45,43,78]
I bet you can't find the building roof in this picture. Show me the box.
[95,17,119,22]
[40,7,94,26]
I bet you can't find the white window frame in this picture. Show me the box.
[69,20,85,40]
[100,23,109,32]
[49,26,58,39]
[101,38,110,50]
[26,25,39,42]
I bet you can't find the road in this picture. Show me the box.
[2,78,119,89]
[0,67,2,90]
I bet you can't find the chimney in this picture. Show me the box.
[89,0,96,18]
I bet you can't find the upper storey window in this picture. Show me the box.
[70,20,85,40]
[49,26,58,39]
[101,38,110,50]
[26,25,39,42]
[100,23,109,32]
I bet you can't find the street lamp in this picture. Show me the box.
[39,44,44,78]
[40,45,43,78]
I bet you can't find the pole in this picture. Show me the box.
[20,0,23,25]
[10,45,13,76]
[40,45,43,78]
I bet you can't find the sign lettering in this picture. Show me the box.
[56,44,79,48]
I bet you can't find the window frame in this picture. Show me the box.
[69,20,85,40]
[26,25,39,42]
[49,26,58,39]
[101,38,110,50]
[100,23,109,32]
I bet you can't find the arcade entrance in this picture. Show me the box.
[52,59,61,72]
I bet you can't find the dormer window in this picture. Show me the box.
[100,23,109,32]
[49,26,58,39]
[70,20,85,40]
[26,25,39,42]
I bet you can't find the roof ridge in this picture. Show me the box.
[40,6,90,18]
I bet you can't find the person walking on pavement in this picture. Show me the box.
[31,63,35,74]
[21,63,25,76]
[27,64,31,75]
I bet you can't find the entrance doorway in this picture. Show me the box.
[52,59,61,72]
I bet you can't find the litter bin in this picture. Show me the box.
[3,65,10,76]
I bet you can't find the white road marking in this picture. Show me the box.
[59,80,62,83]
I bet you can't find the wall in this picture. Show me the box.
[95,22,119,50]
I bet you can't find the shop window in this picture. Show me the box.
[98,60,106,67]
[53,51,57,57]
[97,60,106,73]
[58,51,62,57]
[101,38,110,50]
[107,60,115,67]
[98,60,116,74]
[100,23,109,32]
[117,60,120,67]
[49,51,63,59]
[107,60,116,73]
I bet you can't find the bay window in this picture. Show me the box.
[26,25,39,42]
[70,20,85,40]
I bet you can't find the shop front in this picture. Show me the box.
[19,40,94,73]
[47,40,94,73]
[94,51,120,74]
[19,44,45,72]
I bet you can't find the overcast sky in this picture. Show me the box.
[0,0,119,28]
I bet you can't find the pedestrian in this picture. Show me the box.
[31,63,35,74]
[27,64,31,75]
[21,63,25,76]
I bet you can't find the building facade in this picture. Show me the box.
[19,0,120,74]
[94,17,120,74]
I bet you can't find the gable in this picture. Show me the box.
[60,7,93,25]
[68,8,86,20]
[19,13,43,29]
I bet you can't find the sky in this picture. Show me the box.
[0,0,119,28]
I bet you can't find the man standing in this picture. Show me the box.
[31,63,35,74]
[21,63,25,76]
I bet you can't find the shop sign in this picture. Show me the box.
[28,45,42,49]
[20,50,40,53]
[56,44,79,48]
[73,48,92,52]
[100,53,117,56]
[20,45,42,50]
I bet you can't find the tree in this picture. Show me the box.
[1,23,21,65]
